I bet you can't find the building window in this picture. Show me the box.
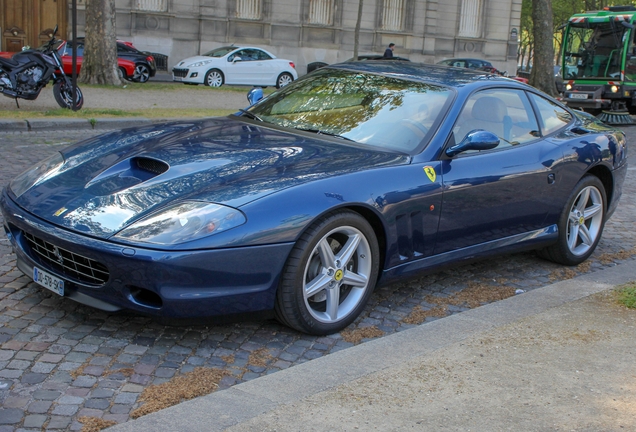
[382,0,405,32]
[134,0,167,12]
[309,0,334,26]
[458,0,483,38]
[237,0,262,20]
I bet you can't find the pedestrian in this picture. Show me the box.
[384,43,395,58]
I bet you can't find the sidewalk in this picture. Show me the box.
[108,262,636,431]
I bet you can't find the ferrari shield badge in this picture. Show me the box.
[423,166,436,183]
[53,207,67,217]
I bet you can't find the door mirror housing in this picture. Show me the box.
[247,87,264,106]
[446,130,500,157]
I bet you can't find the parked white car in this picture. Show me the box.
[172,46,298,88]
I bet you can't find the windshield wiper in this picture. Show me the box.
[237,108,263,122]
[294,127,355,142]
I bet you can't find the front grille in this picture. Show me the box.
[172,68,189,78]
[23,231,109,285]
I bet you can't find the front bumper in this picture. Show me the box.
[1,189,293,318]
[172,68,202,84]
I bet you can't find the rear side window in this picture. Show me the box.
[528,93,572,135]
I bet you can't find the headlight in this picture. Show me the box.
[10,152,64,198]
[187,60,213,68]
[114,201,246,245]
[566,83,572,91]
[611,85,619,93]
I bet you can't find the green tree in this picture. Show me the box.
[79,0,122,85]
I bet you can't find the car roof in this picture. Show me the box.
[325,61,513,89]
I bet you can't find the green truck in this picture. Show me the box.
[561,5,636,123]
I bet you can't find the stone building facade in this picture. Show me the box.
[1,0,522,75]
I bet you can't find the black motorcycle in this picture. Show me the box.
[0,25,83,109]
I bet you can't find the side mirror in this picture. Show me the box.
[247,87,264,106]
[232,56,242,63]
[446,130,499,157]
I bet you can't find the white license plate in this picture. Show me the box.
[568,93,588,99]
[33,266,64,296]
[173,76,182,82]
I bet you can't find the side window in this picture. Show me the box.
[228,50,245,62]
[241,49,260,61]
[256,50,272,60]
[453,88,540,151]
[528,93,573,135]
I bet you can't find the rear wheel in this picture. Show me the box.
[538,175,606,265]
[205,69,224,87]
[275,210,379,335]
[133,64,151,83]
[53,81,84,110]
[276,72,293,89]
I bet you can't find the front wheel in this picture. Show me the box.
[538,175,606,265]
[205,69,224,87]
[53,81,84,110]
[276,72,293,89]
[275,210,380,335]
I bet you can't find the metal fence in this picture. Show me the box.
[148,52,169,71]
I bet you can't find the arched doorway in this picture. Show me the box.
[1,0,67,52]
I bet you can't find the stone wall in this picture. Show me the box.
[70,0,521,76]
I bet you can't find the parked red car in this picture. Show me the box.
[0,40,137,80]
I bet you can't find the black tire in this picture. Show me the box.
[205,69,224,87]
[53,81,84,110]
[538,175,606,266]
[275,210,380,335]
[276,72,293,89]
[133,64,151,83]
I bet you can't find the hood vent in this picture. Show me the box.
[134,157,169,175]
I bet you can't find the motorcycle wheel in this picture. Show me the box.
[53,81,84,110]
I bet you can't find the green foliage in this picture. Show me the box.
[616,283,636,309]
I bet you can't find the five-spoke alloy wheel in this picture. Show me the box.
[276,211,379,335]
[539,175,606,265]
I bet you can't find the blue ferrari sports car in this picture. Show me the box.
[1,62,628,335]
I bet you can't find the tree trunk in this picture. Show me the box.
[529,0,556,96]
[79,0,122,85]
[353,0,364,60]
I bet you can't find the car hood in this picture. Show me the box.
[175,55,217,67]
[12,118,408,239]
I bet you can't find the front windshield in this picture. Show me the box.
[248,69,453,152]
[564,21,629,79]
[202,47,238,58]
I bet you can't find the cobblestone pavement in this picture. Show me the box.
[0,128,635,431]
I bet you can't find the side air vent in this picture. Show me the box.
[134,157,169,175]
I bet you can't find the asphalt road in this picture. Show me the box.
[0,124,634,431]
